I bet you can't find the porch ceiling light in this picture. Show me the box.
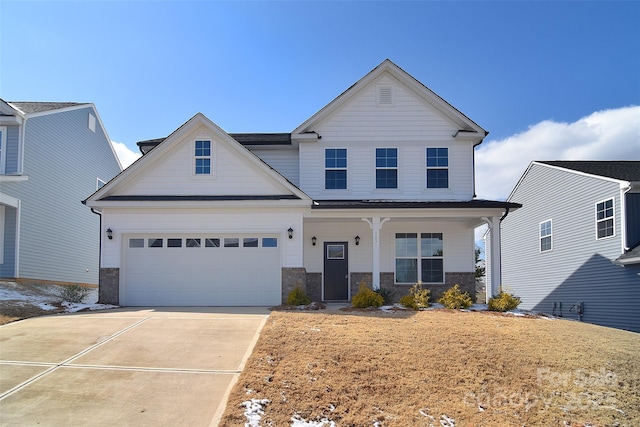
[288,227,294,239]
[355,235,360,245]
[106,228,113,240]
[312,236,317,246]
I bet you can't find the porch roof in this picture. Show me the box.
[311,199,521,210]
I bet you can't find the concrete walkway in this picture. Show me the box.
[0,307,270,426]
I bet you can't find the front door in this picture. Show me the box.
[324,242,349,300]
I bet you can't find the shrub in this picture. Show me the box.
[58,284,91,303]
[399,282,430,310]
[439,284,473,309]
[352,281,384,308]
[286,285,311,306]
[488,291,521,312]
[374,287,395,305]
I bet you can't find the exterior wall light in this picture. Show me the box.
[311,236,317,246]
[288,227,294,239]
[106,228,113,240]
[355,235,360,245]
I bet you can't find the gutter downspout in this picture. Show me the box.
[88,206,103,302]
[620,183,631,252]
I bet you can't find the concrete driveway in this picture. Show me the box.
[0,307,269,426]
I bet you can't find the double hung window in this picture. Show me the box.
[195,140,211,175]
[596,199,614,239]
[325,149,347,189]
[376,148,398,189]
[540,220,552,252]
[395,233,444,284]
[426,148,449,188]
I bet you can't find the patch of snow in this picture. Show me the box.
[37,303,58,311]
[290,415,336,427]
[242,399,270,427]
[439,415,455,426]
[62,301,118,313]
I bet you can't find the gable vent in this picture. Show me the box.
[377,86,393,105]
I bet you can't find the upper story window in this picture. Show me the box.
[325,148,347,189]
[195,140,211,175]
[596,198,614,239]
[426,148,449,189]
[376,148,397,189]
[540,219,552,252]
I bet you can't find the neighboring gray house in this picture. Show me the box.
[0,100,122,285]
[502,161,640,332]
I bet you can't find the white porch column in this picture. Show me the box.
[363,217,390,290]
[484,215,502,303]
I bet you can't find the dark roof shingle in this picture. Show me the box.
[539,161,640,181]
[8,102,85,114]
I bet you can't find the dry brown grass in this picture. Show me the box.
[220,309,640,426]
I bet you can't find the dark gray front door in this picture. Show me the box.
[324,242,349,300]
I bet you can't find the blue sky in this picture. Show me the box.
[1,1,639,200]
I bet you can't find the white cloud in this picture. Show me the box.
[475,106,640,201]
[111,141,141,169]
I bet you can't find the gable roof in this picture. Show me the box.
[136,133,292,154]
[537,161,640,182]
[7,101,85,115]
[292,59,487,143]
[84,113,310,208]
[615,244,640,265]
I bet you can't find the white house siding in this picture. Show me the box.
[502,163,640,332]
[249,147,300,186]
[1,107,121,284]
[299,73,474,200]
[119,124,293,197]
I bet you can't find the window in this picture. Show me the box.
[243,238,259,247]
[327,244,345,259]
[205,238,220,248]
[224,238,239,247]
[148,238,163,248]
[195,140,211,175]
[395,233,444,283]
[376,148,397,189]
[186,238,201,247]
[167,238,182,248]
[540,220,552,252]
[596,198,614,239]
[426,148,449,188]
[325,148,347,189]
[262,237,278,247]
[129,238,144,248]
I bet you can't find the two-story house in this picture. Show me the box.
[502,161,640,332]
[83,60,519,306]
[0,100,122,285]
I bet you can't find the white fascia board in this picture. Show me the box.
[506,161,536,202]
[85,199,312,210]
[305,207,508,220]
[0,192,20,207]
[535,162,630,186]
[0,115,23,125]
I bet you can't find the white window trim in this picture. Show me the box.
[375,147,398,190]
[426,147,449,189]
[0,126,6,174]
[96,177,106,190]
[394,232,445,284]
[324,148,348,190]
[539,219,553,253]
[192,139,216,178]
[595,197,616,240]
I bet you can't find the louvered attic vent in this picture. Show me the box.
[377,86,393,105]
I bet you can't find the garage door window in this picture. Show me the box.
[262,237,277,247]
[186,238,201,247]
[243,238,259,247]
[224,238,239,247]
[148,238,163,248]
[129,238,144,248]
[167,238,182,248]
[205,238,220,247]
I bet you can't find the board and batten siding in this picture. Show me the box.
[502,163,640,332]
[120,124,293,197]
[299,73,475,200]
[1,106,121,284]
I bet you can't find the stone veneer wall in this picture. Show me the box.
[305,273,322,302]
[99,268,119,305]
[350,272,373,298]
[281,267,307,304]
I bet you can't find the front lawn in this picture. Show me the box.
[220,309,639,426]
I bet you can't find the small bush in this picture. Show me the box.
[374,287,395,305]
[58,284,91,303]
[439,284,473,309]
[399,282,430,310]
[352,281,384,308]
[488,291,521,312]
[286,285,311,306]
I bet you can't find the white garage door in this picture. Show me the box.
[123,234,281,306]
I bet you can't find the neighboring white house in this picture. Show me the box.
[84,59,519,306]
[502,161,640,332]
[0,100,122,284]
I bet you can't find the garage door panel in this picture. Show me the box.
[123,235,281,306]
